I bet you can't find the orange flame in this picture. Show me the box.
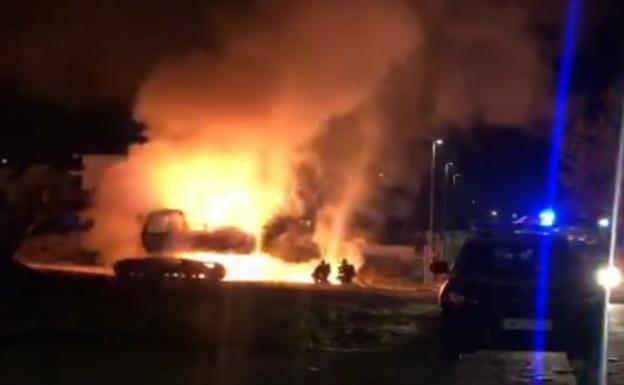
[132,142,361,283]
[181,251,318,283]
[153,146,292,234]
[87,0,419,281]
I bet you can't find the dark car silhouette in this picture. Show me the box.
[435,233,603,360]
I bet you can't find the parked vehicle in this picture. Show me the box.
[114,256,225,283]
[434,233,603,360]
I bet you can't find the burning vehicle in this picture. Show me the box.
[261,215,320,262]
[141,209,256,254]
[110,206,354,284]
[114,256,225,283]
[113,208,253,283]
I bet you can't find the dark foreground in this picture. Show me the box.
[7,265,624,384]
[0,270,450,385]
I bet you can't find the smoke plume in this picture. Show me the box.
[369,1,552,232]
[88,0,419,261]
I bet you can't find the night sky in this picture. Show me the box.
[445,0,624,220]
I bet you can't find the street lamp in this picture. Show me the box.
[429,139,444,238]
[599,88,624,385]
[451,173,461,222]
[442,162,454,229]
[426,138,444,285]
[452,173,460,188]
[444,162,454,180]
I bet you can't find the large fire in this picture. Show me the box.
[153,146,290,235]
[128,141,362,283]
[184,252,315,283]
[181,252,341,284]
[166,154,361,283]
[88,0,417,284]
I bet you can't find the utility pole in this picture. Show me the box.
[426,139,444,284]
[428,139,444,237]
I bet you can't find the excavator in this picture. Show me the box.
[140,209,255,254]
[114,209,255,283]
[113,208,321,283]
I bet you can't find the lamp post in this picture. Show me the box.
[442,162,454,230]
[599,100,624,385]
[426,139,444,285]
[428,139,444,238]
[451,173,460,224]
[452,173,460,188]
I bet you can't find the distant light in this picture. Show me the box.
[598,217,610,228]
[71,153,80,159]
[471,200,476,205]
[597,266,622,289]
[378,172,385,178]
[490,210,498,217]
[435,139,444,145]
[539,208,556,227]
[514,215,529,224]
[1,158,7,165]
[512,213,518,219]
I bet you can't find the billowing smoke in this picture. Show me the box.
[87,0,419,262]
[87,0,555,275]
[330,0,553,239]
[0,0,560,284]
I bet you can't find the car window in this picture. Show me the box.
[455,238,583,280]
[146,212,186,233]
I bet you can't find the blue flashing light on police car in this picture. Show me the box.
[538,208,556,227]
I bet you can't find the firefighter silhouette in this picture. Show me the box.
[338,258,356,284]
[312,260,331,284]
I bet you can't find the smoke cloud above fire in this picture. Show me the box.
[88,0,419,262]
[0,0,567,282]
[307,0,554,239]
[0,0,558,279]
